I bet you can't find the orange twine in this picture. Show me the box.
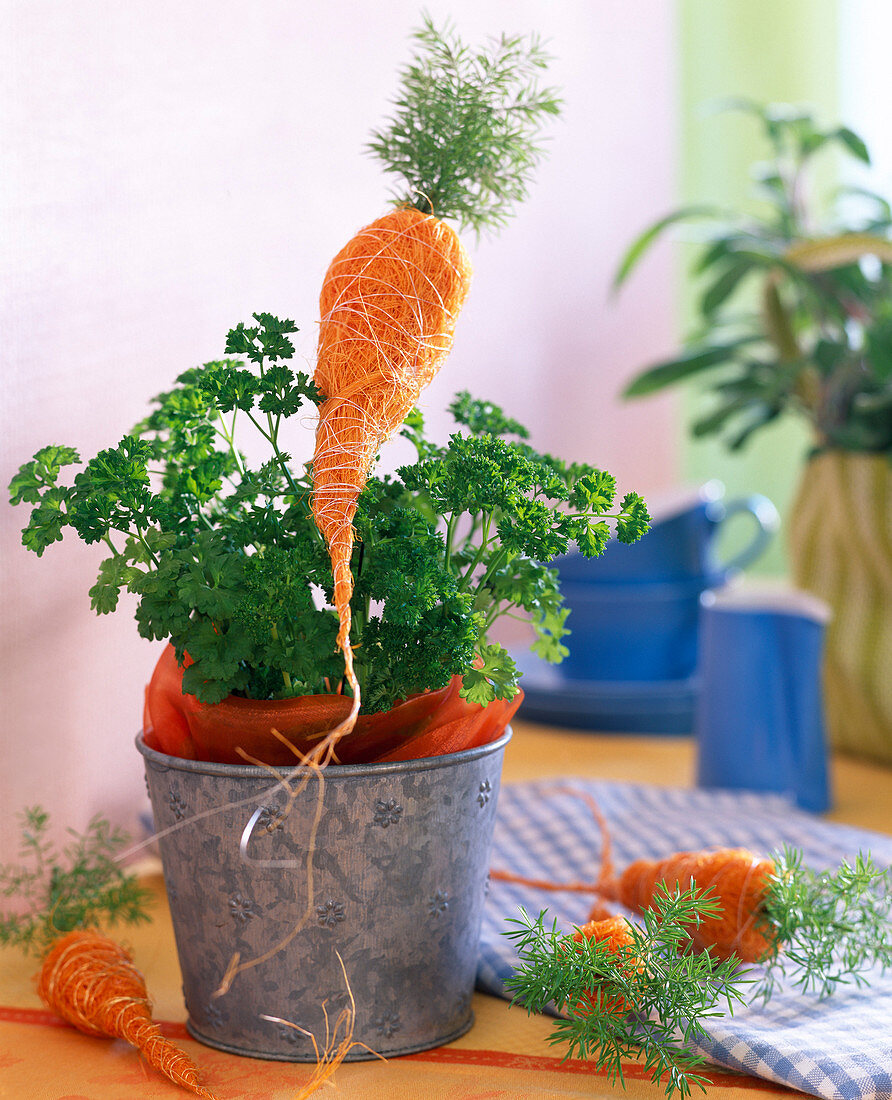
[617,847,776,962]
[261,951,386,1099]
[37,930,217,1098]
[311,205,473,756]
[490,787,776,963]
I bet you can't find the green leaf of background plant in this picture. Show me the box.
[622,338,759,398]
[700,257,756,317]
[691,397,754,439]
[613,206,719,291]
[727,405,782,450]
[761,281,799,362]
[834,126,871,165]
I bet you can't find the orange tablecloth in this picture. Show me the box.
[2,720,889,1100]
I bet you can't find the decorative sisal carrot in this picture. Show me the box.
[38,930,218,1098]
[570,914,642,1018]
[309,16,559,755]
[495,789,892,998]
[602,843,892,1000]
[311,206,472,749]
[506,890,748,1098]
[600,847,777,963]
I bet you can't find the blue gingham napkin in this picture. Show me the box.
[478,781,892,1100]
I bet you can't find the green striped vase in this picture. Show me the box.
[789,450,892,764]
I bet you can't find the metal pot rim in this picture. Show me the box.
[135,725,512,779]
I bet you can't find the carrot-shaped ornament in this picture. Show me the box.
[310,16,560,755]
[495,789,892,1000]
[0,809,215,1096]
[593,843,892,1000]
[38,930,218,1099]
[600,846,777,963]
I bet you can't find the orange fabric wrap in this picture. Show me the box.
[143,644,521,766]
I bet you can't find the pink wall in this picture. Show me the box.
[0,1,679,855]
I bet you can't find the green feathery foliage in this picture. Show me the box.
[368,13,561,234]
[505,890,749,1099]
[0,807,153,957]
[757,845,892,1001]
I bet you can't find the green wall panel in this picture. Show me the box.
[677,0,839,575]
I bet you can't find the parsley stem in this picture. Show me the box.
[444,512,459,572]
[134,531,161,568]
[457,515,495,591]
[476,544,511,593]
[270,624,293,693]
[245,411,302,500]
[215,411,246,478]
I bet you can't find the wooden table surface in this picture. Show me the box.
[502,718,892,835]
[1,718,890,1100]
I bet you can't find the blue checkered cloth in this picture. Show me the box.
[478,781,892,1100]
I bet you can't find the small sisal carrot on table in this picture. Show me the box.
[569,913,642,1018]
[38,930,218,1098]
[506,889,747,1098]
[309,16,559,759]
[599,847,776,963]
[494,789,892,997]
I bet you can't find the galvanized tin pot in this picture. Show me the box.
[137,727,511,1061]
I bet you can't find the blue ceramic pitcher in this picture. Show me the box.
[695,585,831,812]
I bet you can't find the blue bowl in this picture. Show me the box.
[559,575,712,682]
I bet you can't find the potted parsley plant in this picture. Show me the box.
[8,18,648,1064]
[616,101,892,764]
[8,327,647,1063]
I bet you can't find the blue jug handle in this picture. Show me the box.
[717,494,780,577]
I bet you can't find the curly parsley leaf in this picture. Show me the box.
[449,390,531,438]
[9,445,80,505]
[224,312,299,365]
[459,643,518,705]
[9,315,648,713]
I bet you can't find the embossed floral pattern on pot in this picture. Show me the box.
[256,805,286,833]
[167,788,187,820]
[316,899,346,928]
[373,798,403,828]
[428,890,449,918]
[229,893,259,924]
[375,1011,401,1038]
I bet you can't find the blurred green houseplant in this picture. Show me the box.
[617,102,892,762]
[617,101,892,453]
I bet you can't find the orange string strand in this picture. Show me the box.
[489,784,618,898]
